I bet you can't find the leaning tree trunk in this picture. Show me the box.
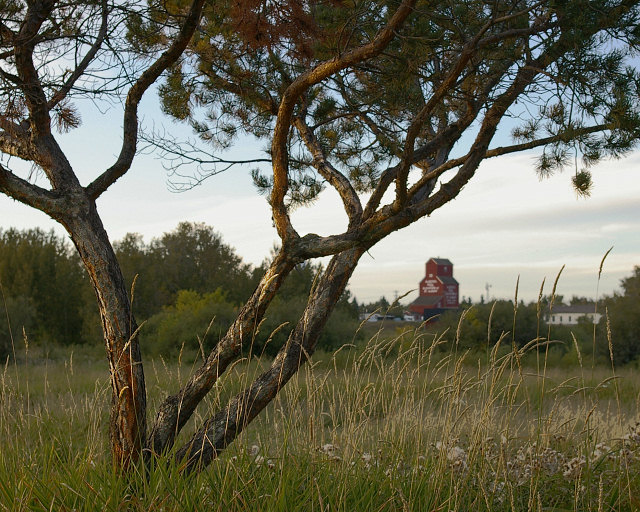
[60,197,146,468]
[175,246,364,471]
[147,249,297,456]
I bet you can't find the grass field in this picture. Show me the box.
[1,325,639,511]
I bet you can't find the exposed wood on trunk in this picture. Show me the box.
[59,195,146,468]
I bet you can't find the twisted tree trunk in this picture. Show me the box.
[147,249,298,456]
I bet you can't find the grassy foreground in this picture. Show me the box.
[1,328,640,511]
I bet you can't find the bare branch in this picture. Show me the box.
[0,161,60,212]
[138,127,272,191]
[293,114,362,226]
[46,0,109,111]
[87,0,206,200]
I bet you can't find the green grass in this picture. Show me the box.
[1,328,640,511]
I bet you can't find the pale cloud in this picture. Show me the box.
[1,109,638,307]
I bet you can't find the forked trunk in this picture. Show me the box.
[60,199,146,468]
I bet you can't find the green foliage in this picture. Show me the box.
[156,0,640,200]
[433,300,541,350]
[597,266,640,365]
[0,223,359,357]
[115,222,257,320]
[0,295,36,360]
[0,228,90,346]
[141,289,237,356]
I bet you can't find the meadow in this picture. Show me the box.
[1,323,639,511]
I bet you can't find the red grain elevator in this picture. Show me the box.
[408,258,459,320]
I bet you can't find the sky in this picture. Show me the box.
[1,94,639,306]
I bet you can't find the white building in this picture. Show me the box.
[546,304,602,326]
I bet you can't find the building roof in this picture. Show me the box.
[410,295,443,306]
[437,276,459,285]
[430,258,453,266]
[549,304,598,314]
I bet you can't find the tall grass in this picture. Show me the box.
[1,316,639,511]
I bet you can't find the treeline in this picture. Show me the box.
[420,269,640,366]
[0,223,360,359]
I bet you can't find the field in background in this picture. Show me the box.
[1,325,640,511]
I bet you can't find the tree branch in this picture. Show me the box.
[14,0,56,139]
[46,0,109,111]
[396,9,552,204]
[293,114,362,227]
[406,123,610,203]
[87,0,206,200]
[0,129,34,160]
[174,247,364,472]
[0,161,60,213]
[269,0,417,242]
[147,250,297,457]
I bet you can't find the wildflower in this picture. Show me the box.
[563,456,586,479]
[592,442,612,461]
[622,422,640,446]
[360,452,376,468]
[491,480,506,504]
[320,443,335,455]
[448,446,466,463]
[318,443,341,461]
[249,444,260,457]
[435,442,468,474]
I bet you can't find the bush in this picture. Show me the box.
[140,289,238,356]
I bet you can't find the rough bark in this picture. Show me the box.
[0,0,206,469]
[175,247,364,471]
[58,193,146,468]
[147,249,298,456]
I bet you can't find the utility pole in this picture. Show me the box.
[485,282,492,302]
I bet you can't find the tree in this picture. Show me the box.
[2,0,639,473]
[0,228,88,345]
[0,0,206,467]
[114,222,256,320]
[599,266,640,365]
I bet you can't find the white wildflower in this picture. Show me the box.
[320,443,335,455]
[318,443,341,460]
[447,446,466,462]
[563,456,586,479]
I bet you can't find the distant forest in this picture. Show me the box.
[1,223,638,365]
[0,222,361,359]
